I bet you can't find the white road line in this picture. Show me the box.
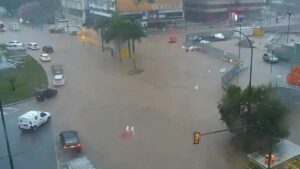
[3,107,19,115]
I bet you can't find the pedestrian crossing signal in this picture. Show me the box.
[194,132,201,144]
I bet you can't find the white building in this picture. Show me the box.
[86,0,183,28]
[61,0,87,26]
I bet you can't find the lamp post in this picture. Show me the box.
[287,12,292,43]
[233,29,253,132]
[0,100,14,169]
[237,15,242,85]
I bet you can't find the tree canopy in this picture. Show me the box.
[1,0,56,17]
[218,85,289,152]
[103,12,146,44]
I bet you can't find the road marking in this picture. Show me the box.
[3,107,19,115]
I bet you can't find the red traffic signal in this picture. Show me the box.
[265,154,275,165]
[194,132,201,144]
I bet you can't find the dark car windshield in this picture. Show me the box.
[63,132,79,144]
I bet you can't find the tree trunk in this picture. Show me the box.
[113,40,121,61]
[128,39,131,58]
[132,39,135,54]
[128,39,137,72]
[100,26,104,52]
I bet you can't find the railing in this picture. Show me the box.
[185,32,247,90]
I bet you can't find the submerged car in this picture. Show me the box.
[42,45,54,53]
[40,53,51,62]
[59,130,81,152]
[35,87,57,102]
[49,27,65,33]
[263,53,279,63]
[27,43,40,50]
[169,37,177,43]
[53,74,65,86]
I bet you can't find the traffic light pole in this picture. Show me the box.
[0,100,14,169]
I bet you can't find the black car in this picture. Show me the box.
[51,64,63,75]
[35,88,57,102]
[263,53,279,63]
[49,27,65,33]
[42,45,54,53]
[59,130,81,152]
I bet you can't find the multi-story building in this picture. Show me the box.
[61,0,87,26]
[184,0,267,24]
[86,0,183,28]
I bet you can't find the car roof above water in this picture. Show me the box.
[19,111,41,119]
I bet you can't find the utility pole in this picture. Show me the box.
[287,12,292,43]
[0,100,14,169]
[237,16,242,85]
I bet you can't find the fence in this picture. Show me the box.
[186,32,247,90]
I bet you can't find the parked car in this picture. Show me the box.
[42,45,54,53]
[18,110,51,131]
[169,37,177,43]
[51,64,63,75]
[49,27,65,33]
[7,40,23,46]
[59,130,81,152]
[214,33,225,40]
[53,74,65,86]
[6,41,26,51]
[200,40,210,44]
[40,53,51,62]
[27,43,39,50]
[35,87,57,102]
[263,53,279,63]
[192,36,202,42]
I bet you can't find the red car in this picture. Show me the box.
[169,37,177,43]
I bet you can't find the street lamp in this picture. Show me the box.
[237,15,243,85]
[233,30,253,131]
[0,100,15,169]
[287,12,292,43]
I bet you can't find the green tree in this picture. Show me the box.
[1,0,55,17]
[103,12,146,73]
[218,85,289,152]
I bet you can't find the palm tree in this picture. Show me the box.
[103,12,129,59]
[94,18,108,52]
[104,12,147,74]
[125,21,147,74]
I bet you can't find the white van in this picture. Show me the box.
[18,111,51,131]
[7,43,26,51]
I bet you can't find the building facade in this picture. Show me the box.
[184,0,267,24]
[61,0,87,26]
[86,0,183,28]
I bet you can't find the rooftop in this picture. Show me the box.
[117,0,182,13]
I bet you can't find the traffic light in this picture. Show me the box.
[264,154,275,165]
[193,132,201,144]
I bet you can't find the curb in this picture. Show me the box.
[3,54,51,108]
[3,97,35,107]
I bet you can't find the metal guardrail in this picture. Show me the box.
[186,32,248,90]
